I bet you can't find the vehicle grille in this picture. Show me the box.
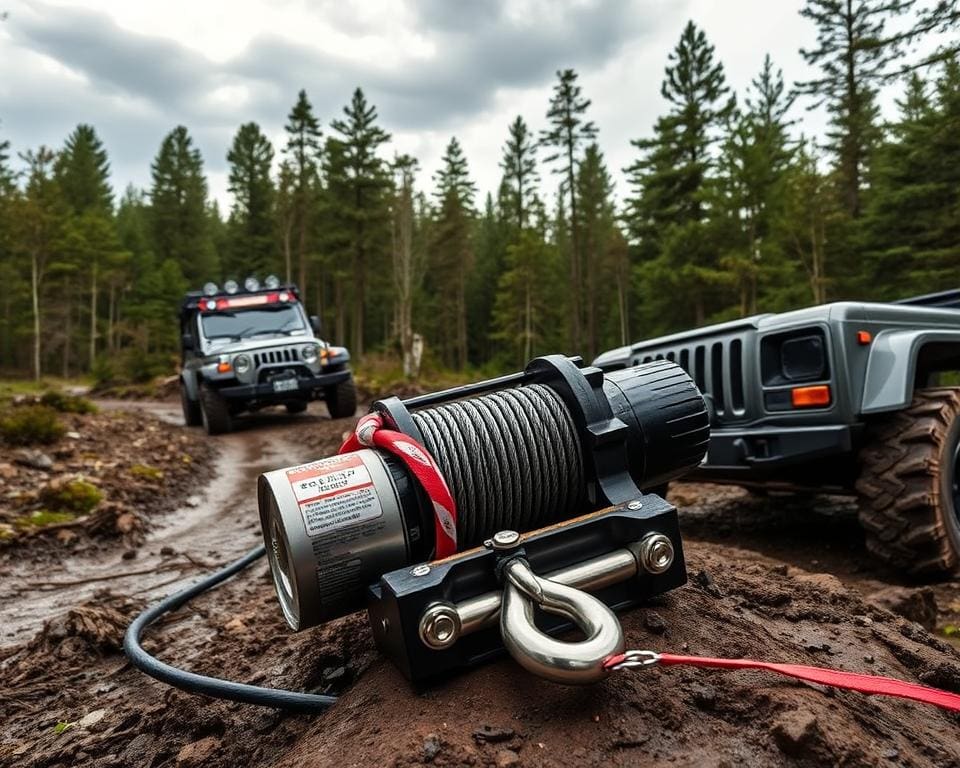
[636,337,746,419]
[253,348,298,366]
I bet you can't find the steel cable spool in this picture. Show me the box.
[258,356,709,631]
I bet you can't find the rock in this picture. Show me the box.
[495,749,521,768]
[160,545,176,557]
[185,495,202,508]
[643,611,667,634]
[867,586,938,630]
[78,709,107,729]
[692,569,724,598]
[321,666,347,686]
[0,462,16,479]
[66,431,81,440]
[115,513,139,534]
[121,549,137,560]
[473,725,515,744]
[14,449,53,471]
[176,736,221,767]
[422,733,442,763]
[771,710,820,756]
[223,617,247,633]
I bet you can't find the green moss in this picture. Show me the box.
[39,479,103,514]
[130,463,164,481]
[14,510,77,529]
[39,390,97,414]
[0,405,66,446]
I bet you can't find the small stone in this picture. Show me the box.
[863,655,875,664]
[160,546,175,557]
[472,725,515,744]
[78,709,106,729]
[0,462,16,478]
[868,586,938,630]
[185,495,202,508]
[121,550,137,561]
[692,569,724,597]
[422,734,442,763]
[321,666,347,686]
[14,449,53,471]
[223,617,247,633]
[176,736,221,767]
[115,513,139,534]
[854,615,874,627]
[883,749,900,760]
[66,431,81,440]
[771,710,820,756]
[643,611,667,634]
[495,748,521,768]
[769,564,789,576]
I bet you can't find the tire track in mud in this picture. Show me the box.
[0,401,332,648]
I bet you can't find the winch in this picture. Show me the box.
[258,355,709,684]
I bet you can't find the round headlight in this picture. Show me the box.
[203,282,218,296]
[264,274,280,290]
[245,276,260,292]
[204,299,217,311]
[224,279,239,295]
[234,354,252,374]
[301,345,319,363]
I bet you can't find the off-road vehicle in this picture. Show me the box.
[178,277,357,435]
[594,290,960,575]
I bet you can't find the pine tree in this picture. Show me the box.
[283,90,323,300]
[149,126,217,284]
[626,21,735,330]
[390,154,424,376]
[0,127,19,367]
[431,137,476,369]
[226,122,277,278]
[540,69,597,352]
[499,116,539,233]
[328,88,392,357]
[55,124,112,214]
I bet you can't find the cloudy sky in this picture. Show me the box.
[0,0,917,208]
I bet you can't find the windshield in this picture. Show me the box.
[200,305,306,341]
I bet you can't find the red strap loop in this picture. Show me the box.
[339,413,458,559]
[604,652,960,713]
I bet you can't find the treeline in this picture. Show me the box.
[0,1,958,381]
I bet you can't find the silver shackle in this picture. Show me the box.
[500,557,625,684]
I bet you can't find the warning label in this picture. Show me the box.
[286,454,383,536]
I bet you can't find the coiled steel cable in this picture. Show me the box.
[412,384,585,547]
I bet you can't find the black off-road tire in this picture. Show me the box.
[200,385,232,435]
[856,387,960,576]
[180,380,203,427]
[325,376,358,420]
[285,401,308,414]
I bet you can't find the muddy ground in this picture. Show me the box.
[2,400,959,767]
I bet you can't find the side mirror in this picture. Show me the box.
[181,333,195,351]
[309,315,321,334]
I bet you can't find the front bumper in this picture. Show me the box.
[217,368,350,401]
[692,424,861,481]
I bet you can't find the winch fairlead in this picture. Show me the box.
[124,356,960,714]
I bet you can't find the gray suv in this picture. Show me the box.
[178,279,357,434]
[594,290,960,575]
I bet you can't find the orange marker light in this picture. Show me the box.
[792,384,831,408]
[857,330,872,345]
[217,361,232,373]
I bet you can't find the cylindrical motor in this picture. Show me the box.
[259,357,708,630]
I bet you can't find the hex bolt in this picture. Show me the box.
[411,564,431,577]
[490,530,521,551]
[637,533,675,574]
[418,602,462,650]
[627,500,643,510]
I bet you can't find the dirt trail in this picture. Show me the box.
[2,402,329,647]
[2,405,960,767]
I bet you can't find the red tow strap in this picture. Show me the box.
[604,652,960,712]
[339,413,458,558]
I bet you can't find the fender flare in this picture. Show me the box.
[861,329,960,414]
[181,370,200,402]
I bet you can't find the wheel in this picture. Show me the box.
[199,385,232,435]
[285,401,308,414]
[180,380,202,427]
[325,375,358,420]
[856,387,960,575]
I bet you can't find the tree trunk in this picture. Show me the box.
[31,252,41,381]
[89,259,98,371]
[62,300,72,379]
[566,143,582,353]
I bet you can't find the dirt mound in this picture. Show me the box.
[0,407,216,555]
[2,541,959,767]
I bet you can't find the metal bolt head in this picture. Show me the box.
[491,530,521,551]
[419,602,461,650]
[638,533,675,575]
[411,564,431,577]
[627,500,643,510]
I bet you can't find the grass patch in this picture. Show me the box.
[129,463,164,481]
[14,510,77,529]
[0,404,66,446]
[38,390,97,414]
[39,479,103,514]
